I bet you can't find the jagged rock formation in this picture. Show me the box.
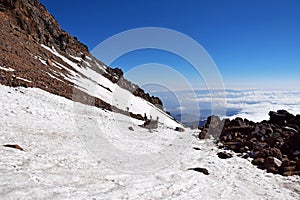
[0,0,88,55]
[0,0,163,115]
[201,110,300,176]
[139,119,159,129]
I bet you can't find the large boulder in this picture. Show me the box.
[269,110,295,125]
[204,115,224,139]
[141,119,158,129]
[264,157,282,173]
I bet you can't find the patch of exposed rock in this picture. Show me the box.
[0,0,164,119]
[201,110,300,176]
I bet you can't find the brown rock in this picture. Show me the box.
[296,160,300,171]
[199,130,207,139]
[281,159,290,168]
[283,166,296,172]
[3,144,24,151]
[265,136,276,147]
[252,158,265,166]
[46,58,53,67]
[283,171,295,176]
[255,150,266,158]
[290,133,300,151]
[224,141,240,151]
[264,157,282,173]
[270,147,282,160]
[217,151,233,159]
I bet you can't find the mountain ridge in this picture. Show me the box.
[0,0,164,119]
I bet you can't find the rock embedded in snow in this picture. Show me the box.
[188,167,209,175]
[175,127,185,132]
[203,115,224,139]
[217,151,233,159]
[140,119,159,129]
[198,130,207,139]
[3,144,24,151]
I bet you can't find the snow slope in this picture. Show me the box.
[41,44,180,128]
[1,84,300,199]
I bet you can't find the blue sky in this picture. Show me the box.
[40,0,300,89]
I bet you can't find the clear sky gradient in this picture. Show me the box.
[39,0,300,89]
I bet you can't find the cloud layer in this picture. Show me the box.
[151,89,300,122]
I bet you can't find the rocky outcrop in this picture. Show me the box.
[140,119,159,129]
[202,110,300,176]
[200,115,225,139]
[0,0,164,118]
[0,0,88,56]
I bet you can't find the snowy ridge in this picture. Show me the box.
[41,44,180,128]
[0,84,299,199]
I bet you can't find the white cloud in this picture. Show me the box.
[157,89,300,122]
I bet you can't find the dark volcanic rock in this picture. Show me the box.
[3,144,24,151]
[210,110,300,176]
[252,158,265,166]
[140,120,158,129]
[199,130,207,139]
[269,110,295,126]
[175,127,185,132]
[188,167,209,175]
[296,160,300,171]
[217,151,233,159]
[0,0,89,55]
[264,157,282,174]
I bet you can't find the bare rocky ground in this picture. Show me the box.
[201,110,300,176]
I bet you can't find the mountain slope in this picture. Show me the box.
[0,0,177,126]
